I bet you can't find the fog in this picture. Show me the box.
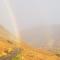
[21,25,60,50]
[0,0,60,50]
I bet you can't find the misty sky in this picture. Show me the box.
[0,0,60,33]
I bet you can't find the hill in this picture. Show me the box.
[21,24,60,50]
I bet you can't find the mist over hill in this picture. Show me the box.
[20,24,60,50]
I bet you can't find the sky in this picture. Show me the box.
[0,0,60,33]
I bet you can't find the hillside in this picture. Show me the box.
[0,25,60,60]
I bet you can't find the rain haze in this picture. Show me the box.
[0,0,60,50]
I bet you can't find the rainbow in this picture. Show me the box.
[3,0,21,42]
